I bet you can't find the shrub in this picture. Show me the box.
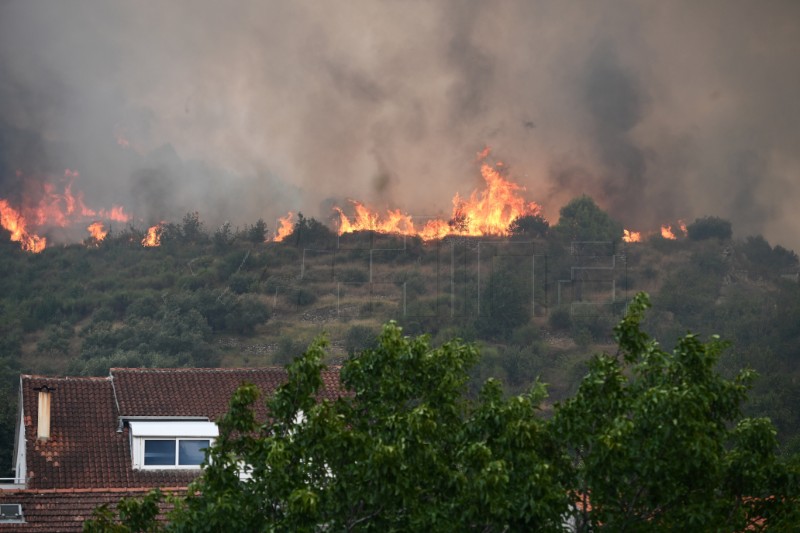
[292,286,318,306]
[344,325,379,355]
[687,216,733,241]
[548,307,572,331]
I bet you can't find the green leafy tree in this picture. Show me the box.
[476,256,532,340]
[212,221,234,250]
[88,324,569,531]
[245,219,268,244]
[286,212,335,248]
[687,216,733,241]
[86,296,800,531]
[180,211,207,244]
[552,195,623,243]
[509,214,549,238]
[553,293,799,531]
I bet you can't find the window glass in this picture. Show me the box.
[178,439,209,465]
[144,439,176,466]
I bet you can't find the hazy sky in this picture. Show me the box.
[1,0,799,249]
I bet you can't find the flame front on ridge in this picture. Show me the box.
[330,148,544,240]
[0,169,131,252]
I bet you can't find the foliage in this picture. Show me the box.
[180,211,207,244]
[244,218,268,244]
[549,307,573,331]
[291,286,318,306]
[655,246,727,321]
[90,324,570,531]
[0,358,18,477]
[508,213,549,238]
[475,255,532,340]
[742,235,799,278]
[552,195,623,243]
[84,488,166,533]
[212,221,234,250]
[85,298,800,530]
[553,292,798,531]
[343,324,378,355]
[687,216,733,241]
[285,212,335,248]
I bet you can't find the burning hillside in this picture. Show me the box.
[1,148,693,252]
[277,148,544,242]
[0,170,131,252]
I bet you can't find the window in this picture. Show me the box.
[0,504,23,523]
[143,438,210,467]
[129,420,218,470]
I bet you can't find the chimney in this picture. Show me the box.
[34,385,54,440]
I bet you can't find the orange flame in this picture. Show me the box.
[475,145,491,161]
[142,223,163,247]
[0,169,133,252]
[660,219,688,240]
[623,229,642,243]
[332,150,542,240]
[273,212,295,242]
[0,199,47,252]
[87,221,107,242]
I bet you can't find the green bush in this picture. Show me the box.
[229,273,256,294]
[548,307,572,331]
[292,286,318,306]
[687,216,733,241]
[344,325,379,355]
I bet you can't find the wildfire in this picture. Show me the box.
[87,221,107,242]
[142,223,163,247]
[0,169,132,252]
[332,148,542,240]
[273,212,295,242]
[660,220,687,240]
[623,229,642,243]
[0,199,47,252]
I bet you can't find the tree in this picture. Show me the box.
[687,216,733,241]
[553,293,799,531]
[508,214,549,238]
[475,255,532,340]
[552,195,623,243]
[286,212,335,248]
[212,221,234,250]
[180,211,207,244]
[245,219,268,244]
[88,324,569,531]
[86,295,800,531]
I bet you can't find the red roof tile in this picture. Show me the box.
[19,367,342,490]
[0,487,184,532]
[22,376,198,490]
[111,366,342,420]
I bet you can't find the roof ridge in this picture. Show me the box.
[110,367,288,373]
[0,486,188,495]
[21,374,112,382]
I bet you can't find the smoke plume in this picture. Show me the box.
[1,0,799,249]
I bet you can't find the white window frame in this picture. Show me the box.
[129,420,218,470]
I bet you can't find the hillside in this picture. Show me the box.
[1,211,799,476]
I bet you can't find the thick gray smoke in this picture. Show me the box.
[1,0,799,249]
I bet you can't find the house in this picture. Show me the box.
[0,367,342,531]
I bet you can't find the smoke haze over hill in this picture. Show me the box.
[1,0,799,249]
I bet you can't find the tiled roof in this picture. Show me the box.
[22,376,198,490]
[0,487,184,532]
[111,366,343,420]
[20,366,342,490]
